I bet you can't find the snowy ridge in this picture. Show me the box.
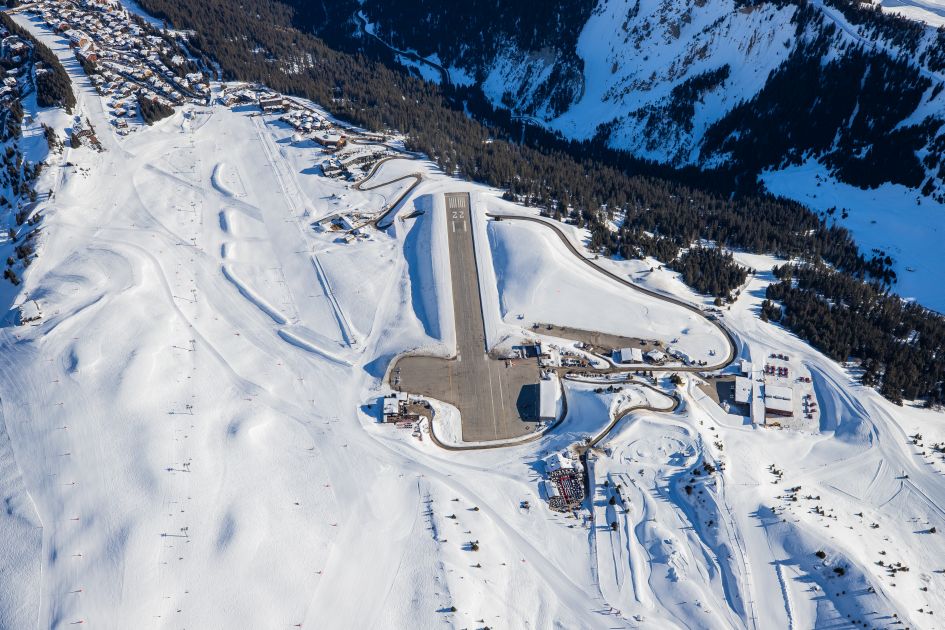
[475,0,945,168]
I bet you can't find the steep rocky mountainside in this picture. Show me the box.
[294,0,945,195]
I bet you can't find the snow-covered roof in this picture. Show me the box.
[382,392,407,416]
[764,384,793,414]
[614,347,643,363]
[539,376,557,420]
[645,349,666,362]
[734,376,752,404]
[543,451,573,473]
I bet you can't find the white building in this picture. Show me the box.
[382,392,408,422]
[539,374,559,422]
[734,376,752,405]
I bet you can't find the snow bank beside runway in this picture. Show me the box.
[487,217,728,364]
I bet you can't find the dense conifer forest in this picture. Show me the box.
[701,25,937,190]
[293,0,945,193]
[670,248,749,300]
[136,93,174,125]
[136,0,945,406]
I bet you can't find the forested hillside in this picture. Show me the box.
[136,0,945,405]
[0,12,73,289]
[293,0,945,196]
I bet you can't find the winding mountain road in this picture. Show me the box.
[351,155,423,228]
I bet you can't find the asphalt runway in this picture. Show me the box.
[395,193,539,442]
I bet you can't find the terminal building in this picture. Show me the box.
[382,392,409,423]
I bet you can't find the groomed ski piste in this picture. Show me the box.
[0,5,944,630]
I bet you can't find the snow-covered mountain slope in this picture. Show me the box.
[486,0,799,164]
[880,0,945,26]
[321,0,945,309]
[2,4,945,630]
[340,0,945,192]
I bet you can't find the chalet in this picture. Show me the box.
[64,29,90,48]
[313,131,347,149]
[259,95,287,113]
[613,347,643,364]
[320,158,343,177]
[77,45,99,64]
[644,349,666,364]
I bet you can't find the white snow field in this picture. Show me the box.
[1,8,945,630]
[486,216,729,364]
[879,0,945,26]
[762,160,945,313]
